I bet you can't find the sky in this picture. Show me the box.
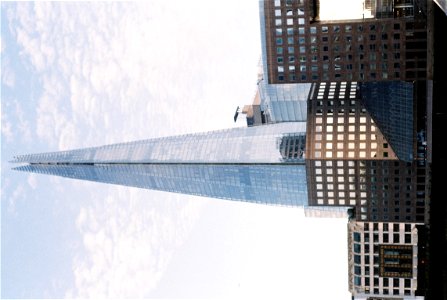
[1,1,350,299]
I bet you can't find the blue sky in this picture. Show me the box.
[1,1,350,299]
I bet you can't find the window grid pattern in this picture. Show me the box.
[15,163,308,207]
[13,123,307,164]
[263,0,427,83]
[348,221,419,298]
[306,82,397,161]
[307,159,426,223]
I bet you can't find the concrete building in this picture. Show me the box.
[348,220,424,299]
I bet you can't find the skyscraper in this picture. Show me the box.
[14,0,429,222]
[12,122,309,207]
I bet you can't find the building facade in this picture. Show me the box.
[12,122,309,207]
[305,81,427,223]
[348,220,424,299]
[260,0,428,84]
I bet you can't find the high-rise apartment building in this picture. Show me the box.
[260,0,428,84]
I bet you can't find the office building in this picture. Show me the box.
[260,0,428,84]
[348,220,424,299]
[305,81,427,223]
[12,122,309,207]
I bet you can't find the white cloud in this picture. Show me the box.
[12,1,260,148]
[66,187,204,298]
[1,98,33,144]
[27,174,38,190]
[1,63,16,88]
[9,1,262,297]
[1,118,13,142]
[8,183,25,216]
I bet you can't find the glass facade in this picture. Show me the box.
[359,81,414,162]
[12,123,309,207]
[15,163,307,206]
[258,79,311,122]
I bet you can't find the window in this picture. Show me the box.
[275,19,282,26]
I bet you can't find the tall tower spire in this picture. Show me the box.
[12,122,309,207]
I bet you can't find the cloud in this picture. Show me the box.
[8,183,25,216]
[0,98,32,143]
[7,1,261,297]
[66,187,204,298]
[11,1,261,148]
[1,118,13,142]
[1,63,16,88]
[27,174,38,190]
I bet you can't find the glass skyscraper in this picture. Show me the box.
[12,122,309,207]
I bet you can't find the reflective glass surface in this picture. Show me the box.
[12,123,309,207]
[14,164,308,207]
[12,123,306,164]
[258,79,311,122]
